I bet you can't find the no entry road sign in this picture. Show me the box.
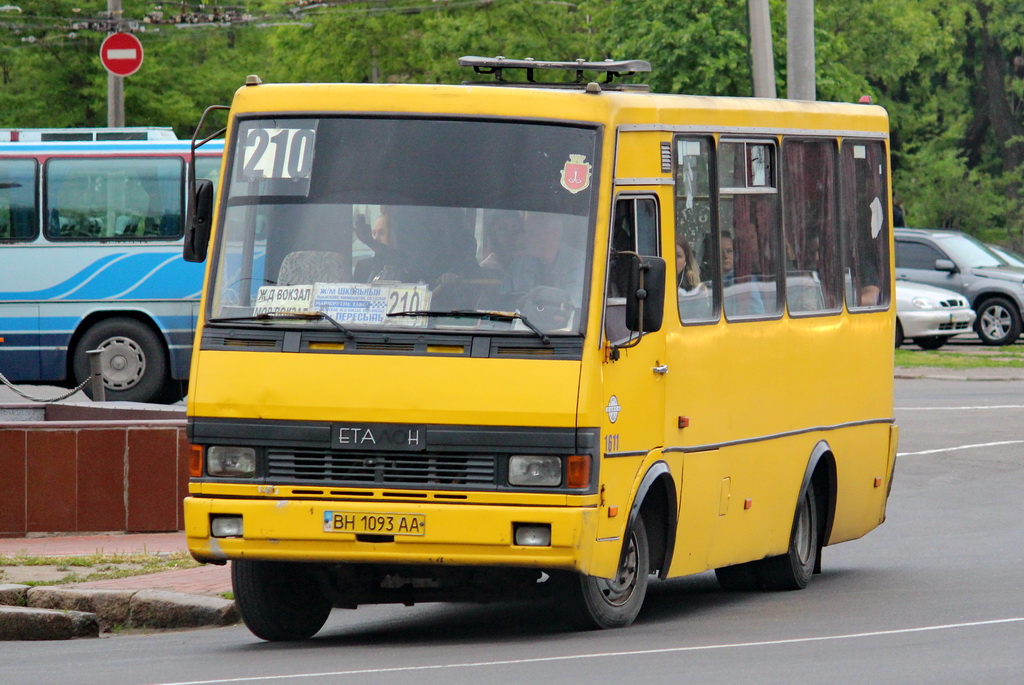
[100,32,144,77]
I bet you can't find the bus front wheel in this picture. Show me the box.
[232,560,332,641]
[563,516,650,630]
[72,317,168,403]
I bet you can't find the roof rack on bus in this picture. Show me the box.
[458,56,651,92]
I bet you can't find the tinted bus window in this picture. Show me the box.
[782,139,841,314]
[45,157,184,240]
[841,140,890,309]
[719,140,781,319]
[0,159,38,241]
[674,136,717,323]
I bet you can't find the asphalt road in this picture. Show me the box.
[3,376,1024,684]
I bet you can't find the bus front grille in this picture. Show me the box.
[266,449,497,488]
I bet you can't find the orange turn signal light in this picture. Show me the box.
[189,445,204,478]
[566,455,591,489]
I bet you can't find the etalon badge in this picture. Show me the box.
[560,154,592,194]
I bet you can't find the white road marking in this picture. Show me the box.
[898,405,1024,411]
[898,440,1024,457]
[154,617,1024,684]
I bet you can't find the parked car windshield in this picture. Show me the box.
[935,233,1005,268]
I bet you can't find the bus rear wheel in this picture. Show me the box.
[715,481,819,592]
[232,560,332,641]
[564,517,649,630]
[759,482,819,590]
[72,317,168,403]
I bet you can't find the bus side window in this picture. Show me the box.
[606,195,659,342]
[841,140,890,309]
[0,159,38,241]
[782,138,841,314]
[46,157,183,241]
[719,140,782,319]
[674,136,716,323]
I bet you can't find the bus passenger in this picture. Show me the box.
[721,233,766,316]
[479,209,525,273]
[502,211,582,296]
[676,236,703,292]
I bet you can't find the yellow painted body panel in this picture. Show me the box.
[187,79,895,584]
[190,350,582,426]
[185,493,598,571]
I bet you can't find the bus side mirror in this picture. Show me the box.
[625,255,665,334]
[183,178,214,263]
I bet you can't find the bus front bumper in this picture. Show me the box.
[184,496,602,573]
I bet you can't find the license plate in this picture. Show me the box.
[951,311,972,323]
[323,511,426,536]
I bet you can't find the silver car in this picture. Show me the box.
[895,228,1024,345]
[895,280,975,349]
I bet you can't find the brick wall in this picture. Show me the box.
[0,411,189,536]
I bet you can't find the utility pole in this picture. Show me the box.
[787,0,816,101]
[107,0,124,127]
[748,0,776,98]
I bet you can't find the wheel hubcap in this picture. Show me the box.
[96,336,146,390]
[594,530,639,607]
[981,306,1011,339]
[794,492,813,565]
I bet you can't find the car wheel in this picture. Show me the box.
[913,336,948,350]
[975,296,1022,346]
[72,318,169,403]
[895,320,904,348]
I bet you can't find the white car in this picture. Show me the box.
[895,280,976,349]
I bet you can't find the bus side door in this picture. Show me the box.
[597,193,667,540]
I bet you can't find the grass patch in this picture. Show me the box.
[895,347,1024,369]
[0,551,200,587]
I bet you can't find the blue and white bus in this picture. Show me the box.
[0,136,223,403]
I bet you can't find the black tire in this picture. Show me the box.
[975,296,1022,346]
[72,317,170,403]
[563,516,650,630]
[894,320,904,348]
[759,482,819,590]
[232,560,332,641]
[714,560,762,591]
[912,335,948,350]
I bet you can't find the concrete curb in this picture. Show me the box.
[0,605,99,640]
[0,585,237,640]
[894,367,1024,382]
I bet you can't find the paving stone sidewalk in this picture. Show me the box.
[0,532,235,640]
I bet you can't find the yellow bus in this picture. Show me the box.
[182,58,898,641]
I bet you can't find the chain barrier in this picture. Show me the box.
[0,370,92,403]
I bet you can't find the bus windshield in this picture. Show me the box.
[210,117,598,336]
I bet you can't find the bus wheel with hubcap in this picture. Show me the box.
[975,296,1022,346]
[565,517,649,630]
[232,560,332,641]
[72,317,168,403]
[759,482,819,590]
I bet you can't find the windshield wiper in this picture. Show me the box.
[387,309,551,345]
[209,311,354,339]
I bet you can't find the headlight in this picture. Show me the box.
[206,446,257,477]
[508,455,562,487]
[911,296,938,309]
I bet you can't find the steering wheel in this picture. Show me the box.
[520,286,575,330]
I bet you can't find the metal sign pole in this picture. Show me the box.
[107,0,124,126]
